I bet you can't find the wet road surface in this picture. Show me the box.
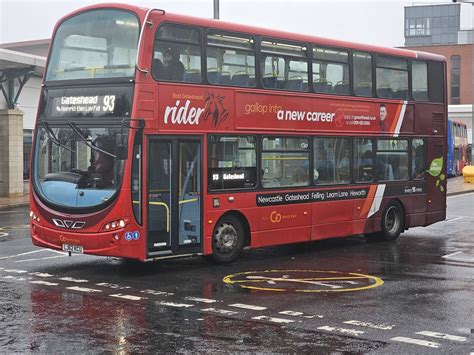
[0,193,473,353]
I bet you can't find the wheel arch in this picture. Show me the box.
[215,210,251,247]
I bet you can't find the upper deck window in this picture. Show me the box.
[260,40,308,91]
[153,25,202,83]
[207,31,256,87]
[376,56,409,99]
[313,47,350,95]
[46,10,139,81]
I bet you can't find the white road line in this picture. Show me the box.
[141,289,174,296]
[416,331,467,342]
[29,272,54,278]
[59,277,89,283]
[252,316,294,324]
[317,326,364,336]
[184,297,217,304]
[110,294,144,301]
[391,336,440,348]
[48,250,69,255]
[442,251,463,259]
[2,275,28,281]
[96,282,131,290]
[15,255,67,263]
[158,301,194,308]
[4,269,28,273]
[343,320,394,330]
[201,307,238,316]
[30,280,58,286]
[0,249,46,260]
[66,286,102,293]
[279,310,304,316]
[229,303,267,311]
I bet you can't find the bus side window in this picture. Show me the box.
[376,56,408,99]
[353,51,373,97]
[376,139,409,181]
[208,135,257,190]
[313,47,349,95]
[260,40,308,92]
[313,137,351,185]
[262,137,309,188]
[153,24,201,83]
[206,31,256,87]
[412,139,425,180]
[355,138,374,183]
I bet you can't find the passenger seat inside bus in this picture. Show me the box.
[284,76,304,91]
[219,71,231,85]
[231,71,249,86]
[207,68,221,84]
[313,80,332,93]
[183,69,201,83]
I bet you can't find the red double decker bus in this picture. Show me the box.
[30,4,447,263]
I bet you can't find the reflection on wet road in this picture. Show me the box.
[0,193,473,353]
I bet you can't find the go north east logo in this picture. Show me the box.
[428,157,445,192]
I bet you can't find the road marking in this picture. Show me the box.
[29,272,54,278]
[4,269,28,273]
[110,294,144,301]
[391,336,440,348]
[317,326,364,336]
[442,251,463,259]
[66,286,102,293]
[343,320,394,330]
[223,270,384,293]
[2,275,28,281]
[184,297,217,304]
[48,250,69,255]
[141,289,174,296]
[279,310,323,319]
[0,232,9,239]
[201,307,238,316]
[15,255,67,263]
[30,280,58,286]
[416,331,467,342]
[442,251,474,263]
[96,282,131,290]
[252,315,294,324]
[59,277,89,283]
[158,301,194,308]
[229,303,267,311]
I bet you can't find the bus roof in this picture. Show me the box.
[58,3,446,63]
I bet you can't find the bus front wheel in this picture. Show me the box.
[211,216,245,263]
[367,201,404,242]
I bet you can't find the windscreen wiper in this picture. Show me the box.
[66,121,116,159]
[40,121,76,153]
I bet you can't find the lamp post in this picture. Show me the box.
[453,0,474,164]
[214,0,219,19]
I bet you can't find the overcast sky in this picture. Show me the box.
[1,0,473,48]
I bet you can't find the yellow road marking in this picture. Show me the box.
[223,269,384,293]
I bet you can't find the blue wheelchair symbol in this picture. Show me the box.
[125,232,133,241]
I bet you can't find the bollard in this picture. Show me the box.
[462,165,474,183]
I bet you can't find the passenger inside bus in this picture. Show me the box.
[154,47,185,81]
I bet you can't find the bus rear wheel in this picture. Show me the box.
[211,216,245,263]
[367,201,404,242]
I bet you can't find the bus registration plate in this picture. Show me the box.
[62,243,83,254]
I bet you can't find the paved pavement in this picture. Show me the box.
[2,176,473,210]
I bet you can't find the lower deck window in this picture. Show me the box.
[208,135,256,189]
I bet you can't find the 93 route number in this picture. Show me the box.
[102,95,115,112]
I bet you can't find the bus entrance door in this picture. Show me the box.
[147,138,202,257]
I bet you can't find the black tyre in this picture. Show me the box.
[211,215,245,263]
[367,201,404,242]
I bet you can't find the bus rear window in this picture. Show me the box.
[46,10,139,81]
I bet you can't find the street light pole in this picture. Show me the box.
[453,0,474,164]
[213,0,219,19]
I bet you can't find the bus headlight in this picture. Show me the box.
[30,211,40,223]
[102,219,128,232]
